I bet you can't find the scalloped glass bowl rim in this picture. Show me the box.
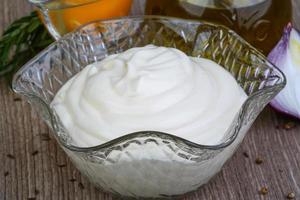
[12,15,286,153]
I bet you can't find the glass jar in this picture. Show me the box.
[28,0,133,40]
[145,0,292,55]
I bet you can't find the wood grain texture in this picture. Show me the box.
[0,1,299,200]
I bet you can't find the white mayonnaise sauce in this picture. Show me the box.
[51,45,247,147]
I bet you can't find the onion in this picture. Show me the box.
[268,23,300,119]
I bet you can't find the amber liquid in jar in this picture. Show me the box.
[39,0,132,39]
[145,0,292,55]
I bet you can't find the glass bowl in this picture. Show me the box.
[12,16,285,199]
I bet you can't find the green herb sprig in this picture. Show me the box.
[0,11,54,82]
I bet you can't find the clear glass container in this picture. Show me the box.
[27,0,133,39]
[12,16,285,199]
[145,0,292,55]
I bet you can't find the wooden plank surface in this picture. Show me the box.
[0,1,299,200]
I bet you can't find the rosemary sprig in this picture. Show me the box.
[0,11,54,82]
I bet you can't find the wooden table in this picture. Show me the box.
[0,1,299,200]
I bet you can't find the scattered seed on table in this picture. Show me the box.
[13,98,21,102]
[69,178,76,182]
[243,152,249,158]
[31,150,39,156]
[6,154,15,159]
[255,157,263,165]
[283,122,296,130]
[4,171,9,176]
[279,169,284,173]
[78,182,85,190]
[57,164,66,168]
[260,187,268,195]
[34,189,39,195]
[287,192,295,199]
[27,197,36,200]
